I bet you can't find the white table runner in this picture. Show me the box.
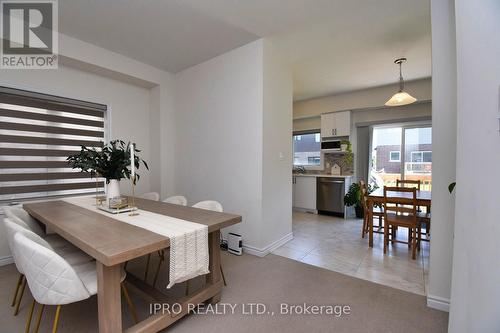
[63,197,209,288]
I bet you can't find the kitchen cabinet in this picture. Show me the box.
[292,175,317,212]
[321,111,351,138]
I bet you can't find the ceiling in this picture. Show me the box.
[58,0,431,100]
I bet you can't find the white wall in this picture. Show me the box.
[174,39,293,252]
[261,39,293,249]
[174,40,265,250]
[427,0,457,311]
[449,0,500,331]
[58,33,177,200]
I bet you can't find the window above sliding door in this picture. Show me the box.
[0,87,107,202]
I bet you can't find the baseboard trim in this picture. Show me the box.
[292,207,317,214]
[427,294,450,312]
[243,232,293,257]
[0,255,13,266]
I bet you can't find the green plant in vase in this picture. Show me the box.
[67,139,148,199]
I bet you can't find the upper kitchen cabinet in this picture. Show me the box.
[321,111,351,138]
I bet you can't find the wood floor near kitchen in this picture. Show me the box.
[273,212,429,295]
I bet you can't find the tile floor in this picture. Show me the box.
[273,211,429,295]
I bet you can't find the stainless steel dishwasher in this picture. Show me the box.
[316,177,345,216]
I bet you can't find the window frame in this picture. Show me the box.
[411,151,432,163]
[389,150,401,162]
[293,129,323,170]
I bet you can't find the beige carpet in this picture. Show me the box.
[0,252,448,332]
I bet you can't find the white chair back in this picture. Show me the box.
[192,200,223,212]
[13,232,91,305]
[3,218,53,274]
[163,195,188,206]
[140,192,160,201]
[4,206,44,236]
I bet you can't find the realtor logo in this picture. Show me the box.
[1,0,58,68]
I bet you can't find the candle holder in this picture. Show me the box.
[94,171,106,207]
[129,175,139,216]
[94,170,99,206]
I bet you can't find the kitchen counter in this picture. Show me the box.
[292,173,353,178]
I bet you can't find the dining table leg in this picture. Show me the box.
[97,261,122,333]
[368,199,374,247]
[206,231,222,304]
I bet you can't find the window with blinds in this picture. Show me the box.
[0,87,106,202]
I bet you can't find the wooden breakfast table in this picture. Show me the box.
[366,188,431,247]
[24,197,241,333]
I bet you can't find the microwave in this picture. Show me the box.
[321,139,341,151]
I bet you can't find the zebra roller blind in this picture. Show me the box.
[0,87,106,202]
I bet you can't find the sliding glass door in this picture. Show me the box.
[403,127,432,190]
[370,125,432,190]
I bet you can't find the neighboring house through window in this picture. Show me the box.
[411,151,432,163]
[389,151,401,162]
[293,131,321,167]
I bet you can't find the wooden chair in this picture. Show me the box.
[360,181,384,238]
[396,179,421,190]
[418,210,431,241]
[383,186,421,260]
[396,179,431,239]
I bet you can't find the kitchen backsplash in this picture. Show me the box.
[294,152,354,175]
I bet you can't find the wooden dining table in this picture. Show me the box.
[366,188,431,247]
[24,197,242,333]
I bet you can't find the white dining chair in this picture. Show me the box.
[162,195,188,206]
[144,195,188,286]
[192,200,223,212]
[13,232,137,333]
[3,218,94,317]
[139,192,160,201]
[4,207,80,252]
[187,200,227,294]
[4,206,72,250]
[4,206,44,236]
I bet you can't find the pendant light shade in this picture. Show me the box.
[385,91,417,106]
[385,58,417,107]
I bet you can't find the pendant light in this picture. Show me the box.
[385,58,417,107]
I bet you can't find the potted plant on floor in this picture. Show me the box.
[344,181,377,218]
[344,182,363,218]
[67,139,148,200]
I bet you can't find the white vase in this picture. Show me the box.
[106,179,121,201]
